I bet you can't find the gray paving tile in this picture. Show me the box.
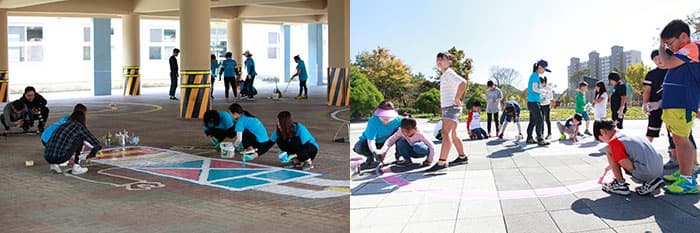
[539,194,588,211]
[351,194,386,209]
[612,222,667,233]
[458,199,502,219]
[491,158,517,169]
[364,205,417,225]
[573,229,616,233]
[500,198,546,216]
[549,208,608,233]
[352,223,405,233]
[402,220,455,233]
[410,203,460,222]
[377,192,426,207]
[454,216,507,233]
[504,212,561,233]
[352,182,399,195]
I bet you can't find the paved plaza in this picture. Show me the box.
[0,86,350,233]
[351,118,700,233]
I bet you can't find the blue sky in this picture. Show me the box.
[350,0,700,92]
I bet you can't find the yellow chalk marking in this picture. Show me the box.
[326,187,350,193]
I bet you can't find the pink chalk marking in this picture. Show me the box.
[375,166,613,200]
[597,166,611,184]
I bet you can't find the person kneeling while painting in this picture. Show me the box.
[1,100,31,132]
[353,100,402,171]
[42,104,87,146]
[594,119,665,196]
[376,115,435,168]
[44,111,101,175]
[229,103,275,161]
[270,111,318,171]
[203,110,236,149]
[557,113,583,142]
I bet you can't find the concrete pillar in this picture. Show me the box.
[327,0,350,106]
[226,19,243,67]
[178,0,211,119]
[93,18,112,96]
[122,14,141,96]
[0,10,9,102]
[308,24,323,86]
[282,25,290,82]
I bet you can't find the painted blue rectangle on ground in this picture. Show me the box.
[255,170,310,181]
[207,169,266,181]
[213,177,270,189]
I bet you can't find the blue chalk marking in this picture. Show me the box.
[207,169,266,181]
[143,160,204,169]
[255,170,309,181]
[213,177,270,189]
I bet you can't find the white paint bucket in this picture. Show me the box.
[220,142,235,158]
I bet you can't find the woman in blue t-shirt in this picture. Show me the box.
[229,103,274,161]
[210,54,220,99]
[41,104,87,146]
[203,110,236,147]
[221,52,239,99]
[271,111,319,170]
[353,100,402,170]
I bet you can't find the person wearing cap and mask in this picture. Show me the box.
[525,60,551,146]
[242,50,257,100]
[353,100,402,170]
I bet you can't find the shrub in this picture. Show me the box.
[415,88,441,115]
[350,67,383,119]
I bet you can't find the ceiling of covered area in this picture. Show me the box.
[0,0,328,24]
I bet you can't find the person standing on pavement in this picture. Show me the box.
[169,48,180,100]
[539,77,554,139]
[242,50,257,100]
[608,72,627,129]
[525,60,550,146]
[424,52,469,173]
[291,55,309,99]
[221,52,239,100]
[485,80,503,137]
[210,54,220,99]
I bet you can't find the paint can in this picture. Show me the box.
[130,136,140,145]
[220,142,235,158]
[104,138,112,147]
[25,160,34,167]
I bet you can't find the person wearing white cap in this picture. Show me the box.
[353,100,402,170]
[242,50,257,100]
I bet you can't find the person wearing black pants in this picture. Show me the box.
[485,80,503,136]
[609,72,627,129]
[291,55,310,99]
[203,110,236,146]
[43,111,101,175]
[271,111,319,170]
[526,60,550,146]
[243,51,257,100]
[169,48,180,100]
[539,77,554,139]
[20,86,49,132]
[221,52,239,99]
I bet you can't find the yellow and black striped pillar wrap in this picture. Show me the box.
[0,70,8,103]
[123,66,140,96]
[179,71,211,119]
[328,67,350,106]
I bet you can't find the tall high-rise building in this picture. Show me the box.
[601,56,611,81]
[567,45,643,94]
[624,50,642,70]
[588,51,601,79]
[611,45,625,73]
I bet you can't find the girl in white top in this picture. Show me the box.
[539,77,554,138]
[592,81,608,120]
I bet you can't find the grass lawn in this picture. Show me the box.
[426,106,647,122]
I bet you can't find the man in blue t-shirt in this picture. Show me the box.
[291,55,309,99]
[221,52,239,99]
[526,60,550,146]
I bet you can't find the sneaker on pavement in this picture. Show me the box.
[49,164,62,174]
[664,177,699,195]
[602,179,631,196]
[359,161,380,171]
[545,134,552,140]
[584,130,592,136]
[424,163,448,173]
[395,159,412,167]
[284,163,298,169]
[663,159,679,169]
[450,156,469,166]
[636,178,665,195]
[302,162,314,171]
[526,138,537,144]
[71,164,88,175]
[537,139,550,146]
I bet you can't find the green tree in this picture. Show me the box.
[415,88,441,116]
[686,10,700,40]
[490,66,521,87]
[626,63,650,95]
[465,83,487,109]
[353,47,413,106]
[349,66,384,119]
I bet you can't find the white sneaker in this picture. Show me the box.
[49,164,62,174]
[72,164,88,175]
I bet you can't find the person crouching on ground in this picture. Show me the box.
[497,100,523,140]
[467,101,488,140]
[557,113,583,142]
[353,100,401,171]
[271,111,318,171]
[376,115,435,167]
[1,100,30,132]
[44,111,101,175]
[594,119,665,196]
[203,110,236,149]
[20,86,49,132]
[228,103,275,161]
[41,104,87,146]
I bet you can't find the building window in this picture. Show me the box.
[210,27,227,58]
[149,28,177,60]
[149,46,162,60]
[267,31,279,59]
[8,25,43,62]
[82,27,91,61]
[83,46,91,61]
